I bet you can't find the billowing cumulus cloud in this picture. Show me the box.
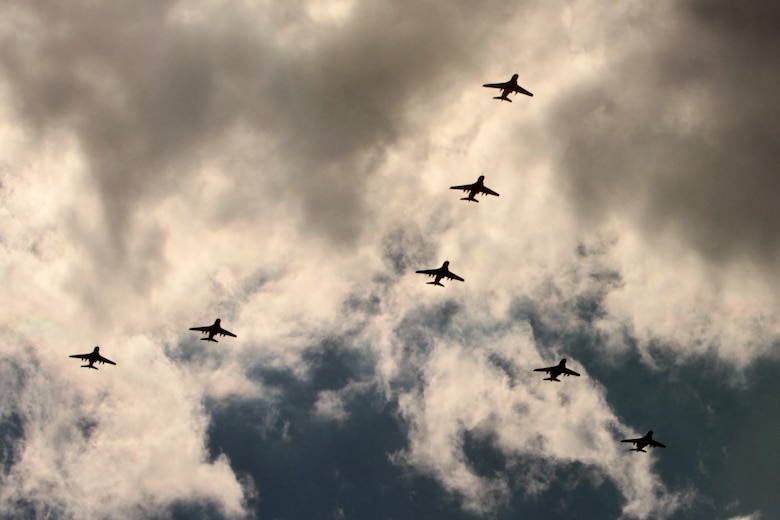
[0,346,246,519]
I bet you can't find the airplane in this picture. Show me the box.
[483,73,533,101]
[69,346,116,370]
[621,431,667,452]
[189,318,237,343]
[450,175,499,202]
[415,261,464,287]
[533,358,581,381]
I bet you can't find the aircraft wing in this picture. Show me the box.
[648,439,666,448]
[450,183,477,191]
[96,354,116,365]
[189,325,211,332]
[479,186,499,197]
[416,269,440,276]
[620,438,641,444]
[69,353,92,360]
[217,327,236,338]
[482,81,509,89]
[533,366,555,373]
[562,367,581,377]
[511,84,533,97]
[443,270,464,282]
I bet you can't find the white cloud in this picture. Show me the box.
[389,325,685,518]
[727,514,762,520]
[0,338,248,518]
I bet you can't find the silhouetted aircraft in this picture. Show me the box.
[416,261,464,287]
[189,318,237,342]
[621,431,666,452]
[533,358,581,381]
[483,73,533,101]
[69,346,116,370]
[450,175,499,202]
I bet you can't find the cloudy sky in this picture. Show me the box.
[0,1,779,518]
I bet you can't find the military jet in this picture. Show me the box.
[189,318,237,342]
[533,358,581,381]
[69,346,116,370]
[450,175,499,202]
[621,431,666,452]
[483,73,533,101]
[416,261,464,287]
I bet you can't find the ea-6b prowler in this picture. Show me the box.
[621,431,667,452]
[416,261,464,287]
[533,358,581,382]
[189,318,237,343]
[69,346,116,370]
[450,175,499,202]
[483,73,533,101]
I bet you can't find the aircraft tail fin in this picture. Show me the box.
[81,364,98,370]
[426,281,445,287]
[494,96,512,102]
[543,377,561,382]
[200,338,219,343]
[460,197,479,202]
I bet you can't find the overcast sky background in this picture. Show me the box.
[0,1,779,519]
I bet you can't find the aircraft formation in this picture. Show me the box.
[68,73,664,454]
[413,73,665,454]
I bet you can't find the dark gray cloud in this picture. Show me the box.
[380,224,438,277]
[0,412,23,476]
[548,0,780,270]
[0,0,516,265]
[0,360,27,479]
